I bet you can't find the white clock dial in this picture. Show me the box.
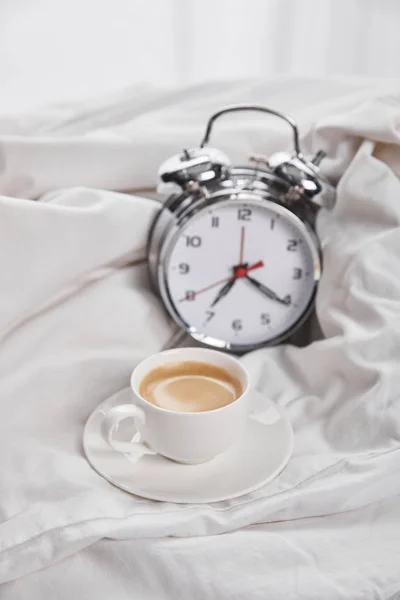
[163,198,319,349]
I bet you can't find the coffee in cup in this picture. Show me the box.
[139,361,243,413]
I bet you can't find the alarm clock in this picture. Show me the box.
[148,104,335,353]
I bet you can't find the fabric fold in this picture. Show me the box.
[1,78,400,589]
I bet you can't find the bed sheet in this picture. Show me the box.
[1,78,400,599]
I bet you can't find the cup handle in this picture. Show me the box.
[101,404,157,457]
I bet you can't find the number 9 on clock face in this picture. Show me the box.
[160,198,320,350]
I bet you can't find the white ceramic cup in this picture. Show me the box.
[101,347,250,464]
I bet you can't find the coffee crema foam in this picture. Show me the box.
[139,361,243,413]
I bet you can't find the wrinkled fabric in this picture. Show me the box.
[1,78,400,598]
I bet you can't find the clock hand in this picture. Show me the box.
[239,226,245,264]
[209,278,236,308]
[179,261,264,302]
[245,274,290,306]
[179,276,232,302]
[209,260,264,307]
[234,260,264,278]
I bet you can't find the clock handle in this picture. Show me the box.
[199,104,303,159]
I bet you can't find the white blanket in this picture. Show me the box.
[1,78,400,598]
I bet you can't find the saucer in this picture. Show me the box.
[83,388,294,504]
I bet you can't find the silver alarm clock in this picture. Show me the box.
[148,105,335,353]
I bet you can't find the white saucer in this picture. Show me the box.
[83,388,294,504]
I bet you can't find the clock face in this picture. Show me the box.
[162,197,320,349]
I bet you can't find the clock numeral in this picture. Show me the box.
[287,239,299,251]
[178,262,190,274]
[237,208,252,221]
[184,290,196,301]
[205,310,215,323]
[260,313,271,326]
[293,267,303,280]
[185,235,202,247]
[211,216,219,228]
[283,294,292,305]
[232,319,243,331]
[270,219,275,230]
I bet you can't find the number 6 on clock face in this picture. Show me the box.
[159,197,321,352]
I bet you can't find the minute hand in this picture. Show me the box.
[245,274,290,306]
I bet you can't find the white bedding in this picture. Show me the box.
[1,78,400,599]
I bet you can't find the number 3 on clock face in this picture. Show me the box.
[161,197,320,351]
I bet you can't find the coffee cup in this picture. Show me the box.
[101,347,250,464]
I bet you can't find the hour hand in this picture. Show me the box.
[210,278,236,308]
[245,274,290,306]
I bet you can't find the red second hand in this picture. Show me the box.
[179,260,264,302]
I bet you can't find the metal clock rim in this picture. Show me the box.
[156,193,321,354]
